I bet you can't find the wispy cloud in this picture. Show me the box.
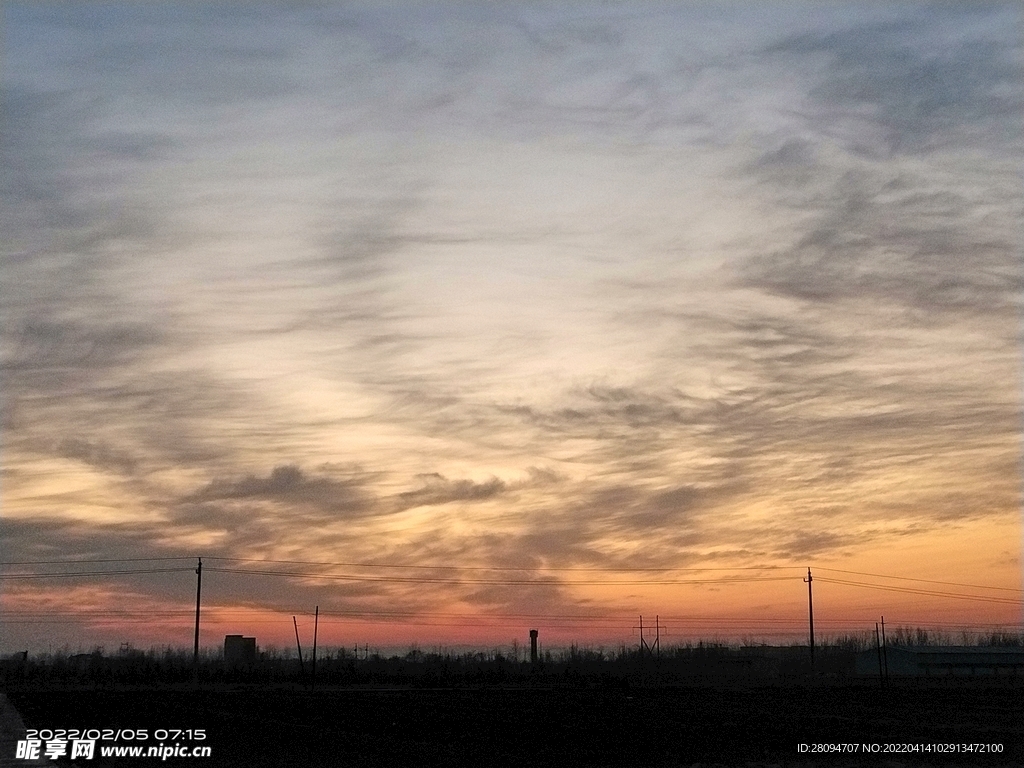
[2,1,1019,649]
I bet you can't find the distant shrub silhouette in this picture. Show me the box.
[4,628,1021,689]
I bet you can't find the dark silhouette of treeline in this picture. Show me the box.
[4,627,1022,688]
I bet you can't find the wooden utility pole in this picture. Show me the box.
[311,606,319,691]
[875,622,884,687]
[634,615,649,686]
[804,568,815,672]
[881,616,889,682]
[293,616,306,680]
[193,558,202,668]
[636,615,654,656]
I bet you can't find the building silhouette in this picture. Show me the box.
[224,635,257,665]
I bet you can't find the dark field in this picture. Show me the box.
[7,683,1023,768]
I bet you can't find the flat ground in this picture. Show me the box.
[7,683,1022,767]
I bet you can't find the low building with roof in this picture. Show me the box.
[223,635,257,665]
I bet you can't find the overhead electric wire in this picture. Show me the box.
[3,607,1015,630]
[0,555,799,572]
[0,614,815,626]
[1,557,1016,594]
[204,565,794,586]
[0,614,884,626]
[2,559,1018,611]
[0,567,194,580]
[4,601,1018,641]
[815,576,1021,605]
[815,567,1024,593]
[0,557,195,566]
[2,613,1015,636]
[203,556,797,572]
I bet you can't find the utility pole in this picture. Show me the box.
[804,568,815,673]
[293,616,306,680]
[634,615,649,686]
[311,606,319,691]
[881,616,889,683]
[637,615,651,656]
[875,622,884,687]
[193,558,202,669]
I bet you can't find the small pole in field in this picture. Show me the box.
[655,615,661,659]
[875,622,884,687]
[293,616,306,682]
[193,557,202,682]
[311,605,319,691]
[804,568,815,675]
[881,616,889,683]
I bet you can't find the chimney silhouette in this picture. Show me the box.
[530,629,538,665]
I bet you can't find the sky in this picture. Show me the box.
[1,1,1021,655]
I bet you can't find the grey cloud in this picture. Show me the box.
[0,89,151,283]
[577,480,746,543]
[740,150,1021,319]
[0,517,408,613]
[54,438,139,476]
[740,7,1022,326]
[461,581,571,616]
[0,518,204,608]
[3,319,163,373]
[397,473,506,509]
[82,131,177,163]
[648,484,706,515]
[185,465,371,514]
[391,467,562,512]
[758,138,817,170]
[767,12,1021,155]
[19,4,298,105]
[345,530,583,615]
[771,530,856,560]
[496,385,702,438]
[523,466,563,486]
[432,480,731,574]
[750,138,821,193]
[6,363,259,475]
[0,518,167,565]
[306,192,425,286]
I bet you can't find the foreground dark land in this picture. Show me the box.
[7,683,1023,768]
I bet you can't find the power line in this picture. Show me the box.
[205,566,795,586]
[205,557,799,573]
[4,603,1019,639]
[2,559,1018,605]
[815,577,1021,605]
[0,567,194,580]
[815,567,1024,593]
[0,557,1016,594]
[2,610,1015,630]
[6,557,1016,591]
[3,616,1017,634]
[0,557,195,566]
[0,614,843,626]
[0,555,799,572]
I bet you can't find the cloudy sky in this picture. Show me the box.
[2,1,1021,653]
